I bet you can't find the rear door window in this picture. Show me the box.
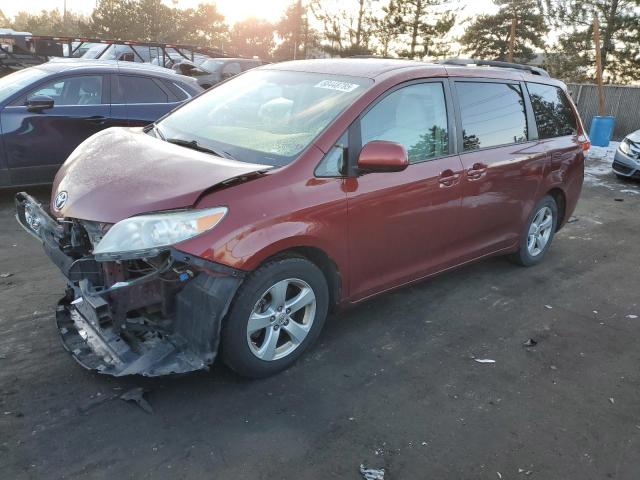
[526,82,577,138]
[115,75,169,104]
[360,82,449,163]
[456,82,528,151]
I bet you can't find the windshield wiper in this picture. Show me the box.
[165,138,235,160]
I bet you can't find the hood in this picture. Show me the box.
[626,130,640,143]
[52,127,271,223]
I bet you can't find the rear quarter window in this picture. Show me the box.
[526,82,577,139]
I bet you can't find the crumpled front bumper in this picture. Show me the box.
[15,192,244,377]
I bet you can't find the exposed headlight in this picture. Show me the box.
[93,207,227,259]
[619,140,631,155]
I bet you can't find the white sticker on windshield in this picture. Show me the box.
[314,80,360,93]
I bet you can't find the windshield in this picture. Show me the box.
[82,43,109,59]
[157,69,372,165]
[0,67,49,104]
[200,59,225,73]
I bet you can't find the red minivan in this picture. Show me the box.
[16,58,587,378]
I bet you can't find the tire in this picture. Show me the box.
[510,195,558,267]
[221,256,329,378]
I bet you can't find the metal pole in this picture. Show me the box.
[593,15,605,116]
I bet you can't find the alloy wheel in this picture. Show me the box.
[527,206,554,257]
[246,278,317,361]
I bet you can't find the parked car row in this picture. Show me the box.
[0,60,202,186]
[15,58,588,379]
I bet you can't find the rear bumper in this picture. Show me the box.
[16,192,244,377]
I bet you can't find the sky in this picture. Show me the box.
[1,0,498,26]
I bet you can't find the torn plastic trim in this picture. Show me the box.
[57,271,242,377]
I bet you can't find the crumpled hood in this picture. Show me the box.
[52,127,271,223]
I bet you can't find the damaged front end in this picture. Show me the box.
[15,192,243,377]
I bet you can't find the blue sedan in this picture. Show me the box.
[0,60,202,187]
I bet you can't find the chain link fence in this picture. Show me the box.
[567,83,640,141]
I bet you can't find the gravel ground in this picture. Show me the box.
[1,149,639,480]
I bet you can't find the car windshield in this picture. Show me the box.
[0,67,49,104]
[82,43,110,59]
[200,59,226,73]
[157,69,372,165]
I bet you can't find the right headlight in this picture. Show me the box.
[93,207,227,259]
[619,139,631,155]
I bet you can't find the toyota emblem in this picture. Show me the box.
[54,191,68,210]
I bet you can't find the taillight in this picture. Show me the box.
[578,135,591,152]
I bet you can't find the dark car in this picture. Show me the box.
[16,59,588,379]
[0,60,202,187]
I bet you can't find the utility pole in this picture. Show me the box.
[507,14,517,63]
[593,15,606,116]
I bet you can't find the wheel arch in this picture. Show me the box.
[546,187,567,230]
[261,246,342,309]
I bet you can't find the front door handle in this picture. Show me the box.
[467,163,487,180]
[438,169,460,187]
[84,115,107,125]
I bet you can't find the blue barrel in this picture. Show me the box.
[589,116,616,147]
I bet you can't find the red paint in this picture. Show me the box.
[51,60,586,306]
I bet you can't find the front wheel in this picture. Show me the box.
[221,257,329,378]
[510,196,558,267]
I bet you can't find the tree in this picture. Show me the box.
[544,0,640,83]
[0,9,10,27]
[310,0,377,57]
[176,3,229,48]
[86,0,138,39]
[460,0,548,63]
[231,17,275,60]
[274,1,319,60]
[397,0,457,59]
[373,0,404,57]
[10,9,88,36]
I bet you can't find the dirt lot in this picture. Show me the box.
[1,149,639,479]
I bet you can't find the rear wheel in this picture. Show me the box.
[222,257,329,378]
[510,195,558,267]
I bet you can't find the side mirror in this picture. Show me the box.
[357,140,409,173]
[26,95,54,112]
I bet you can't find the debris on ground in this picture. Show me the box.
[544,305,553,310]
[626,314,638,319]
[0,272,13,278]
[360,464,385,480]
[518,467,533,475]
[614,198,624,202]
[474,358,496,364]
[78,392,116,414]
[120,387,153,414]
[523,338,538,347]
[550,365,558,370]
[497,473,502,479]
[567,216,579,223]
[609,397,615,404]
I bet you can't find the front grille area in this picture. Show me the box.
[613,161,633,175]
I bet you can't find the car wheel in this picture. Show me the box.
[510,195,558,267]
[221,256,329,378]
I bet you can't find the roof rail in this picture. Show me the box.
[434,58,549,77]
